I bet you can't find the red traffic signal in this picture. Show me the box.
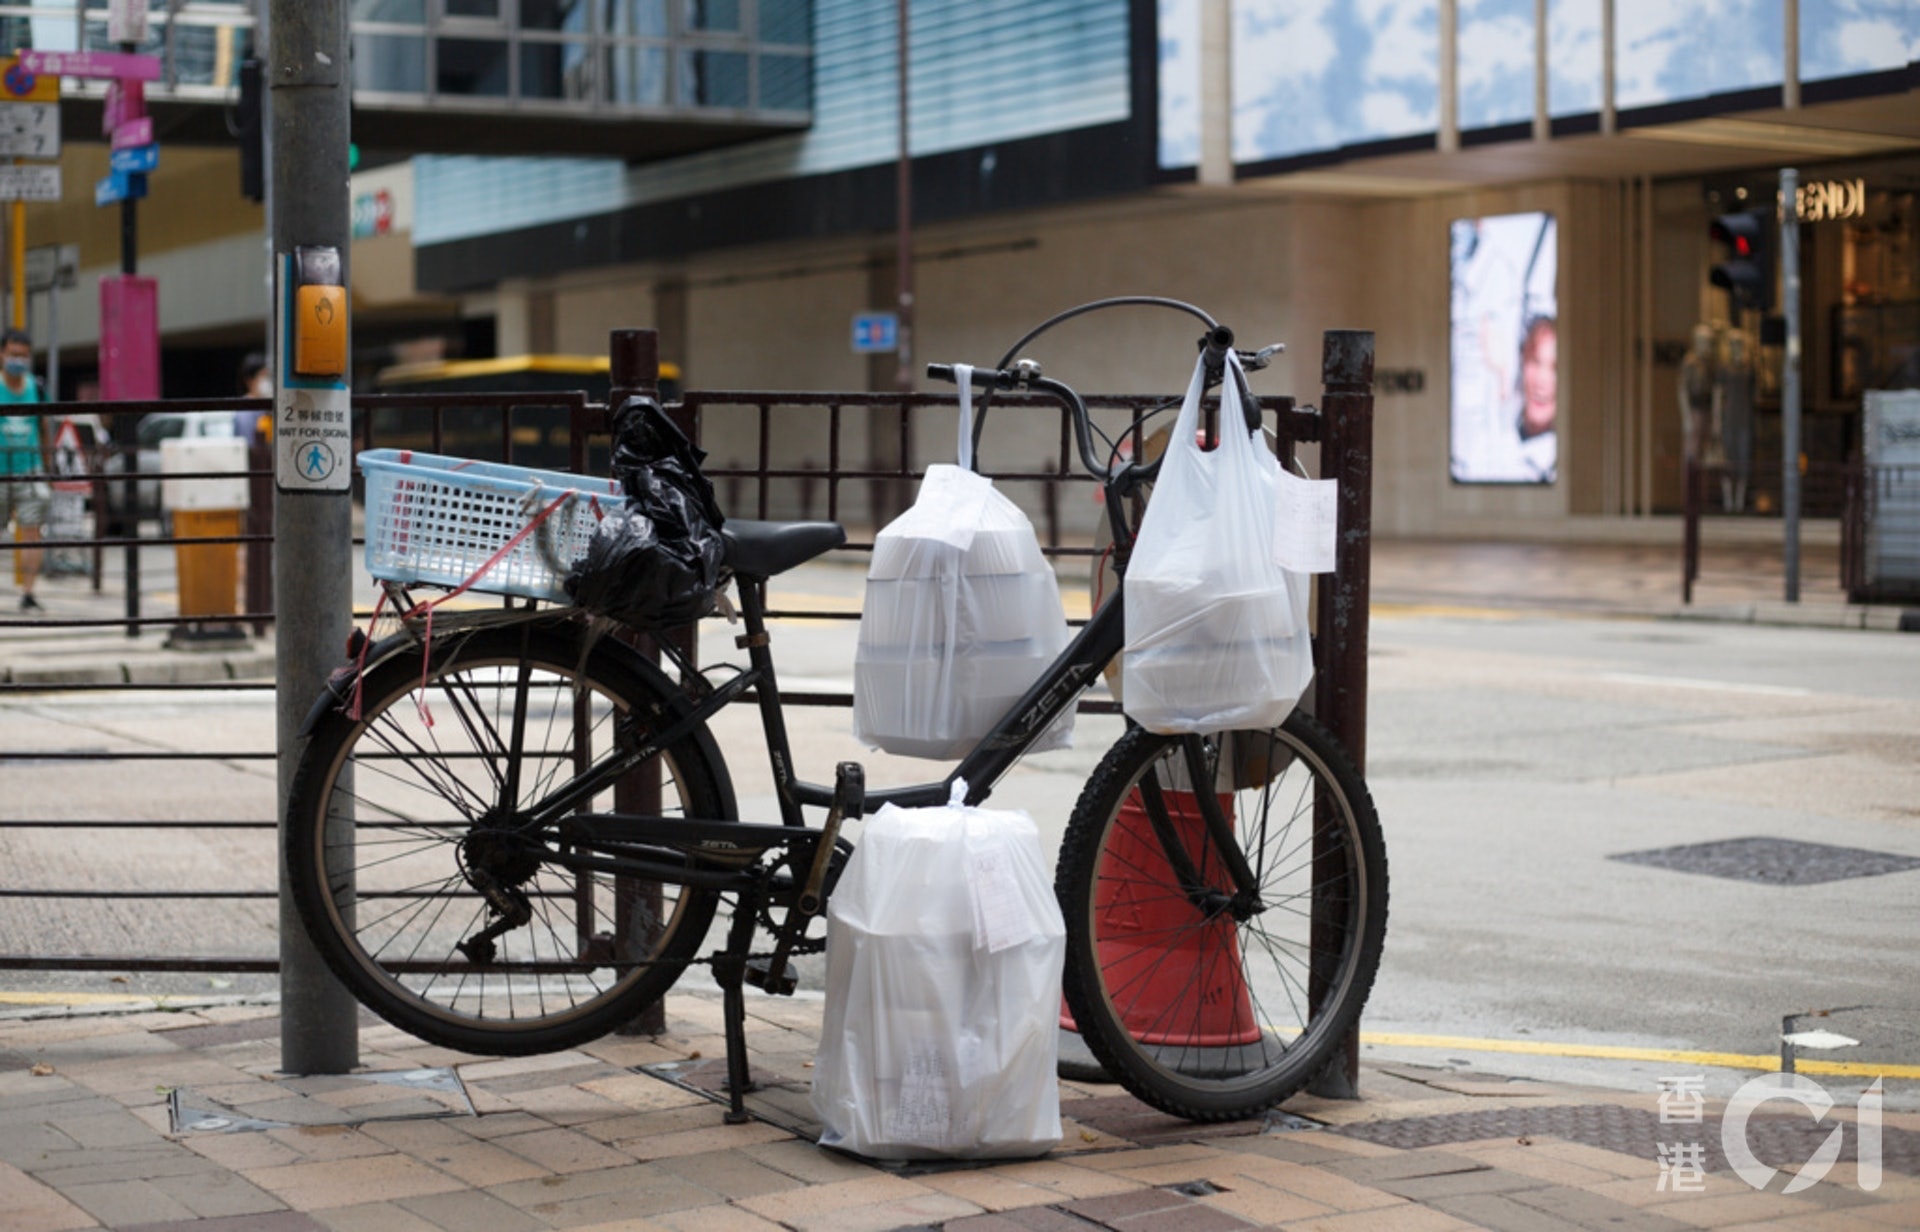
[1708,212,1770,311]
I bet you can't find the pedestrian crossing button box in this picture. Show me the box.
[293,245,346,378]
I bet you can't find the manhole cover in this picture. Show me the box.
[1335,1103,1920,1175]
[1609,836,1920,886]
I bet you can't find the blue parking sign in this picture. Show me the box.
[851,311,898,355]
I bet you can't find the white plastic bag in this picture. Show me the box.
[811,782,1066,1160]
[1122,352,1314,733]
[853,367,1073,759]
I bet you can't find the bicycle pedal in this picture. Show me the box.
[743,957,798,996]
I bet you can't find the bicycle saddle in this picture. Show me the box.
[721,519,847,579]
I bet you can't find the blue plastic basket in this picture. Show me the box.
[359,449,623,602]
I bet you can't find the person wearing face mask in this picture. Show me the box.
[0,328,49,611]
[234,352,273,444]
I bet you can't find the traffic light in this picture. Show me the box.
[1708,211,1772,312]
[237,58,263,202]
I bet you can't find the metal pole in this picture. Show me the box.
[608,328,669,1038]
[893,0,913,394]
[118,30,140,638]
[1781,167,1801,603]
[271,0,358,1074]
[1309,329,1374,1100]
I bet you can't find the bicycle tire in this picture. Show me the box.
[286,624,733,1056]
[1056,711,1387,1121]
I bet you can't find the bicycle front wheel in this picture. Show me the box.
[1056,712,1387,1121]
[286,623,733,1056]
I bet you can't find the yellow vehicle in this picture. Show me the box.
[369,354,683,474]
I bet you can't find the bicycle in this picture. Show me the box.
[285,296,1387,1124]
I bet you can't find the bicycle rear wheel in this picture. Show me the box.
[286,623,733,1056]
[1056,712,1387,1121]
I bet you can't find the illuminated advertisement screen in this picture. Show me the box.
[1450,211,1558,484]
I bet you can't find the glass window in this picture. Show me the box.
[759,51,808,111]
[603,0,667,38]
[353,32,427,92]
[682,0,738,33]
[354,0,426,22]
[521,38,592,99]
[759,0,809,46]
[437,36,510,94]
[677,47,747,106]
[1458,0,1534,131]
[443,0,502,18]
[519,0,588,32]
[605,42,667,104]
[1548,0,1601,117]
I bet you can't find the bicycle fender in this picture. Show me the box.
[296,618,560,738]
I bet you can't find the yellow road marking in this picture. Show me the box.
[1362,1030,1920,1080]
[0,991,165,1007]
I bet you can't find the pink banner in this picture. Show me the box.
[99,276,160,401]
[19,49,161,82]
[102,79,146,136]
[111,116,153,150]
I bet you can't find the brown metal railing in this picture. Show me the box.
[0,331,1375,1061]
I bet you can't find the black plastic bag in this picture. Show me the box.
[564,396,727,627]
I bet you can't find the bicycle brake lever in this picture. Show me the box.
[1238,344,1284,371]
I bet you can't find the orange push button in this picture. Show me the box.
[294,284,346,376]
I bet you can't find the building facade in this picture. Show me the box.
[12,1,1919,540]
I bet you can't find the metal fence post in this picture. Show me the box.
[1310,329,1374,1100]
[271,0,358,1074]
[608,329,672,1037]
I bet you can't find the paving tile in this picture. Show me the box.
[612,1116,794,1161]
[510,1168,722,1227]
[442,1111,553,1141]
[457,1053,601,1083]
[178,1129,306,1171]
[1110,1197,1261,1230]
[788,1192,987,1232]
[1072,1143,1225,1174]
[916,1169,1065,1212]
[394,1186,550,1232]
[492,1085,635,1125]
[1646,1190,1827,1228]
[489,1126,638,1173]
[59,1178,199,1227]
[122,1214,329,1232]
[654,1148,807,1200]
[990,1159,1147,1200]
[243,1151,467,1209]
[0,1159,97,1232]
[575,1071,708,1110]
[1196,1177,1336,1226]
[733,1172,937,1222]
[466,1063,623,1096]
[1509,1183,1699,1230]
[1430,1192,1596,1232]
[1451,1141,1622,1187]
[47,1110,165,1149]
[25,1144,216,1187]
[1322,1150,1493,1184]
[618,1207,792,1231]
[1216,1134,1374,1167]
[1061,1185,1191,1222]
[1272,1205,1482,1231]
[953,1210,1106,1231]
[741,1138,883,1185]
[309,1202,445,1232]
[1239,1162,1410,1215]
[263,1125,394,1162]
[148,1168,286,1219]
[1372,1166,1548,1201]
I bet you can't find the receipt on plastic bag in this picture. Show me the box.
[1272,467,1338,574]
[968,844,1036,953]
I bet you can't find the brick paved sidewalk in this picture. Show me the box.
[1,991,1913,1231]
